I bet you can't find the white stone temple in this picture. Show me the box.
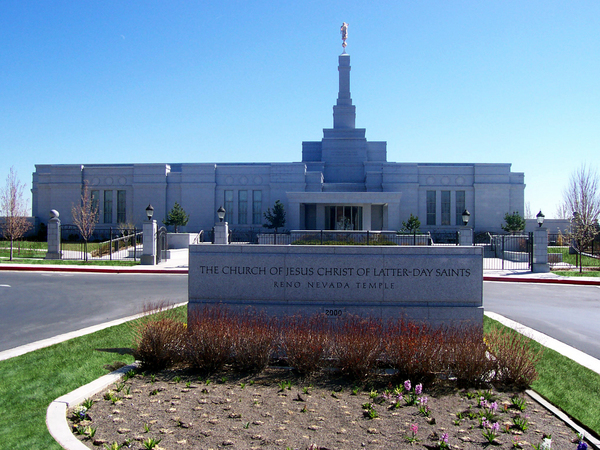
[31,45,524,234]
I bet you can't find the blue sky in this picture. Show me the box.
[1,1,599,218]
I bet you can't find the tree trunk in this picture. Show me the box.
[9,238,14,261]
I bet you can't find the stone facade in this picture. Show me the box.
[31,52,524,233]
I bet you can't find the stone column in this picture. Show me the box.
[45,210,62,260]
[141,220,157,265]
[458,227,473,246]
[214,221,229,245]
[532,227,549,273]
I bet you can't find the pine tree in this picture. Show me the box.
[501,211,526,234]
[163,202,190,233]
[263,200,286,233]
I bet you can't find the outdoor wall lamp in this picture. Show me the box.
[145,204,154,221]
[217,206,226,222]
[462,209,471,226]
[536,210,545,227]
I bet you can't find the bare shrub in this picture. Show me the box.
[485,327,543,388]
[185,305,235,372]
[231,310,278,373]
[446,325,492,386]
[384,319,445,382]
[331,315,383,381]
[281,314,331,376]
[133,319,186,371]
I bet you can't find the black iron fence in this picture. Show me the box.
[60,225,142,261]
[480,233,532,271]
[548,232,600,269]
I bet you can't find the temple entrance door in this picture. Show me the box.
[326,206,363,230]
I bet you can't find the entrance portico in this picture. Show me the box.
[286,192,402,231]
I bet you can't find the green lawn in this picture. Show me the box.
[0,258,140,266]
[0,312,598,448]
[549,246,600,267]
[553,270,600,277]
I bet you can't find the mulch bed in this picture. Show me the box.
[69,368,584,450]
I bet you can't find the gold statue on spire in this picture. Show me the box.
[340,22,348,50]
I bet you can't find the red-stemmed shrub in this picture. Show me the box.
[485,327,543,388]
[133,318,186,371]
[281,314,331,376]
[445,325,491,386]
[185,305,235,372]
[384,319,445,382]
[231,310,279,373]
[331,315,383,381]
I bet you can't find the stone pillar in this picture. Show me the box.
[45,210,62,260]
[214,222,229,244]
[458,227,473,246]
[141,220,157,265]
[532,227,550,273]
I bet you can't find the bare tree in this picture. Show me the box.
[524,201,534,219]
[0,167,32,260]
[71,181,99,261]
[560,164,600,271]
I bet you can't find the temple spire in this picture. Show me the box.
[333,52,356,129]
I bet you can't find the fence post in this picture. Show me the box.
[501,235,505,270]
[320,230,323,245]
[109,227,113,261]
[366,230,370,245]
[413,230,416,245]
[133,228,137,260]
[532,229,549,273]
[45,210,62,260]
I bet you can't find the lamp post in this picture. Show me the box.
[141,204,157,265]
[145,204,154,221]
[536,211,545,227]
[462,209,471,227]
[214,206,229,244]
[459,209,473,246]
[532,210,549,273]
[217,206,226,223]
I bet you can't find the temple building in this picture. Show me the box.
[31,46,524,234]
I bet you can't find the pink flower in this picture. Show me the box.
[404,380,411,391]
[415,383,423,395]
[410,423,418,434]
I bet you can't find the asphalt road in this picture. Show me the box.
[483,281,600,359]
[0,271,188,352]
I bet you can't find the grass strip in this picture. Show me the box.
[0,258,139,266]
[0,312,598,448]
[485,317,600,435]
[553,270,600,277]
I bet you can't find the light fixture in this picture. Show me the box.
[536,210,545,227]
[145,204,154,221]
[217,206,226,222]
[462,209,471,226]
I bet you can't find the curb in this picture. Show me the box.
[0,265,188,274]
[526,389,600,449]
[47,363,139,450]
[484,276,600,286]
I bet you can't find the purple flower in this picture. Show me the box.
[481,418,489,428]
[578,442,588,450]
[415,383,423,395]
[396,393,403,401]
[418,396,428,405]
[404,380,411,391]
[491,422,500,432]
[441,433,449,443]
[490,401,498,412]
